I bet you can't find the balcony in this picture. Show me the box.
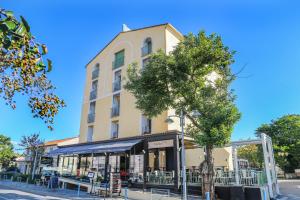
[112,57,124,70]
[113,80,121,92]
[141,45,152,57]
[89,89,97,101]
[92,68,99,79]
[111,106,120,117]
[87,113,95,123]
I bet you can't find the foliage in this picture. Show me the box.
[0,134,16,168]
[125,31,240,199]
[237,144,263,169]
[256,114,300,173]
[0,8,65,130]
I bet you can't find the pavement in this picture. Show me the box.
[277,179,300,200]
[0,180,196,200]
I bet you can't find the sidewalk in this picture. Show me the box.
[0,180,201,200]
[0,180,121,200]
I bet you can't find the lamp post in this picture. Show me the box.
[166,110,200,200]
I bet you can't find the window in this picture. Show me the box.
[113,70,121,92]
[111,121,119,139]
[90,80,98,100]
[141,37,152,57]
[87,101,96,123]
[112,50,124,69]
[141,115,151,134]
[111,94,120,117]
[92,63,100,79]
[87,126,94,142]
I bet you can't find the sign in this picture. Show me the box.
[87,172,95,178]
[40,157,53,165]
[148,139,174,149]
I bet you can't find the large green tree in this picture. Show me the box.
[237,144,264,169]
[256,114,300,173]
[0,134,15,169]
[0,8,65,130]
[125,31,240,199]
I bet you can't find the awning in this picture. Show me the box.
[47,139,142,156]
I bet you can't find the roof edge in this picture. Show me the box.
[85,23,182,68]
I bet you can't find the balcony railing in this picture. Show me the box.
[111,131,118,139]
[142,125,151,135]
[87,113,95,123]
[112,57,124,70]
[111,106,120,117]
[113,80,121,92]
[92,69,99,79]
[141,45,152,57]
[89,89,97,101]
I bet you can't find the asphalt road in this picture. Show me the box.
[279,179,300,200]
[0,184,66,200]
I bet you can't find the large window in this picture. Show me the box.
[113,50,124,70]
[111,121,119,139]
[141,115,151,135]
[92,63,100,79]
[87,126,94,142]
[111,94,120,117]
[87,101,96,123]
[141,37,152,57]
[90,80,98,100]
[113,70,121,92]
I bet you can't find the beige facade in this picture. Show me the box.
[79,23,232,170]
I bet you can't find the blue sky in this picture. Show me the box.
[1,0,300,145]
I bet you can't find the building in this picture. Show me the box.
[49,23,233,191]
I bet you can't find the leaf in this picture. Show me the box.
[15,22,27,36]
[20,16,30,32]
[37,62,46,72]
[47,59,52,72]
[4,11,14,17]
[3,37,11,49]
[1,21,17,31]
[42,44,48,55]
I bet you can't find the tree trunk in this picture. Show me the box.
[200,145,214,200]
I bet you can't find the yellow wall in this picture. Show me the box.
[185,147,233,171]
[79,24,182,143]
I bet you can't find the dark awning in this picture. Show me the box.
[47,139,142,156]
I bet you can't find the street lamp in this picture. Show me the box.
[165,110,200,200]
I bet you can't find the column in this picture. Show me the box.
[143,140,149,192]
[173,134,180,192]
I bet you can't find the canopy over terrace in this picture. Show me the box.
[47,139,142,156]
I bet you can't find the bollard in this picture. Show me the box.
[77,183,80,197]
[205,192,210,200]
[124,187,128,200]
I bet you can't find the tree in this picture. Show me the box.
[237,144,263,169]
[19,133,44,176]
[0,8,65,130]
[0,134,15,168]
[256,114,300,173]
[125,31,240,199]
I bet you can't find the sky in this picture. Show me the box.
[1,0,300,146]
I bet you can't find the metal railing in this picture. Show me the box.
[146,171,175,185]
[92,69,99,79]
[111,106,120,117]
[113,80,121,92]
[87,113,95,123]
[89,89,97,100]
[112,57,124,70]
[142,125,151,135]
[111,131,118,139]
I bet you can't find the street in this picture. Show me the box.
[279,180,300,200]
[0,184,66,200]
